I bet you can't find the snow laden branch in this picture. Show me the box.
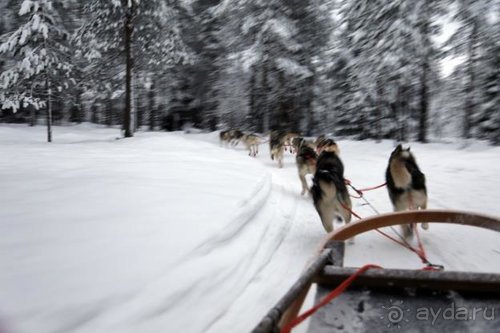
[0,0,73,112]
[0,0,74,142]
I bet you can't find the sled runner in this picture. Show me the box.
[252,210,500,333]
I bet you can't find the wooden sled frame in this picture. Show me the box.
[252,209,500,333]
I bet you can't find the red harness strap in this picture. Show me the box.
[357,182,387,192]
[280,264,383,333]
[339,202,442,269]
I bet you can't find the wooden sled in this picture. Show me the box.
[252,210,500,332]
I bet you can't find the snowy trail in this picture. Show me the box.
[1,125,499,333]
[75,159,301,333]
[207,145,326,333]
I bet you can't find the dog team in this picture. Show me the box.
[220,129,427,239]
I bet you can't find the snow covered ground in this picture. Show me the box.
[0,124,499,333]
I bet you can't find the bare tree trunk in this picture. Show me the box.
[149,79,156,130]
[418,62,429,143]
[376,81,383,143]
[463,22,477,139]
[305,72,315,136]
[45,75,52,143]
[42,15,52,142]
[330,80,336,135]
[249,65,257,131]
[276,69,286,129]
[75,88,83,123]
[418,1,430,143]
[261,58,269,133]
[123,3,134,138]
[91,104,98,123]
[398,85,407,142]
[30,106,36,126]
[133,72,139,132]
[106,90,113,127]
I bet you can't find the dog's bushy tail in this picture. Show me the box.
[312,170,346,199]
[312,171,351,232]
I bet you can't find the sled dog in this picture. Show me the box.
[284,132,300,152]
[316,138,340,155]
[219,129,243,147]
[386,144,428,238]
[311,151,352,233]
[315,134,326,147]
[242,133,261,157]
[292,137,315,153]
[229,129,243,146]
[295,145,318,195]
[270,130,286,168]
[219,130,231,146]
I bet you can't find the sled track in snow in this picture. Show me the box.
[73,143,301,333]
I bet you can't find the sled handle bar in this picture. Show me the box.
[320,209,500,244]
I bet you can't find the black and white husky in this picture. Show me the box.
[311,151,352,233]
[295,145,317,195]
[386,144,428,238]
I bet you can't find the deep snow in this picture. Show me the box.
[0,124,499,333]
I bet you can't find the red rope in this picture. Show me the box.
[340,202,436,267]
[344,179,386,193]
[413,224,428,262]
[349,193,363,199]
[344,180,386,200]
[280,264,383,333]
[340,202,362,219]
[357,182,387,192]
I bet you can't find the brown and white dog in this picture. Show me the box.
[219,129,243,147]
[242,133,262,157]
[291,136,316,153]
[315,134,326,147]
[311,151,352,234]
[386,144,428,238]
[229,129,244,146]
[316,138,340,155]
[283,132,300,153]
[295,145,317,195]
[219,130,232,146]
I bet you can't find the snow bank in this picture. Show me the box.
[0,125,271,333]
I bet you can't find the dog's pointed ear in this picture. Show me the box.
[395,144,402,152]
[407,146,411,152]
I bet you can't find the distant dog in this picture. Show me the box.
[292,137,315,153]
[311,151,352,233]
[270,130,286,168]
[316,138,340,155]
[229,129,243,146]
[283,132,300,153]
[242,133,261,157]
[315,134,326,147]
[219,130,231,146]
[291,137,305,153]
[295,145,317,195]
[219,129,243,147]
[386,144,428,238]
